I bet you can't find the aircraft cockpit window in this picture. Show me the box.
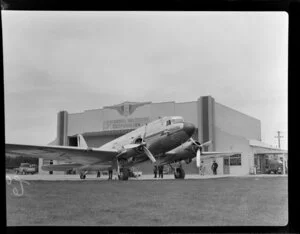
[171,117,184,124]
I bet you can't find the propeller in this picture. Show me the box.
[142,123,156,163]
[143,146,156,163]
[126,123,156,164]
[190,138,212,168]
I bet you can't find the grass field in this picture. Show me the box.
[6,176,288,226]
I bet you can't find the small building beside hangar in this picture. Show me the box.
[39,96,287,175]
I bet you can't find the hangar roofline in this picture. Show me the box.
[67,100,197,115]
[65,98,258,121]
[215,102,261,122]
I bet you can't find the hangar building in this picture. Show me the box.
[39,96,287,175]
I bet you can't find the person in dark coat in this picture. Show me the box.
[158,165,164,178]
[211,160,218,175]
[153,165,158,178]
[108,168,113,180]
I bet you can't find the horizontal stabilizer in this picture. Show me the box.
[191,152,242,160]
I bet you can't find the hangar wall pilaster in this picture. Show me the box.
[197,96,215,151]
[57,111,68,146]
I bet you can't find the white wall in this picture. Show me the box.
[68,104,153,136]
[215,102,261,141]
[150,102,175,119]
[215,127,254,175]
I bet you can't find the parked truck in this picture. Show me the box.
[265,159,283,174]
[15,163,38,175]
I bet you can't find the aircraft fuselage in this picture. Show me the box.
[99,116,195,168]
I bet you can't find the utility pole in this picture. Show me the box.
[275,131,284,149]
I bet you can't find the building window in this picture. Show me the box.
[230,154,241,166]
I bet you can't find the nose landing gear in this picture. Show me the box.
[174,166,185,179]
[79,172,87,179]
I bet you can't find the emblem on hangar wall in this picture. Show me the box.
[103,101,151,117]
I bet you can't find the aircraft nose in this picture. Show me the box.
[183,122,195,137]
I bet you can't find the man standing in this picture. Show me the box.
[108,168,113,180]
[158,165,164,179]
[211,160,218,175]
[153,165,158,178]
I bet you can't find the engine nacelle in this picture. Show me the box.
[118,143,145,161]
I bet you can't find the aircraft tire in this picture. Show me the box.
[174,168,185,179]
[119,169,129,181]
[180,169,185,179]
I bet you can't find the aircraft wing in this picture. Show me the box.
[200,151,241,159]
[5,143,119,165]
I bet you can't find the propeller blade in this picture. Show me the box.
[143,146,156,163]
[144,124,147,139]
[200,141,212,147]
[190,138,198,145]
[196,149,201,168]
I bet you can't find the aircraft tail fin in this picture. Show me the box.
[77,134,88,148]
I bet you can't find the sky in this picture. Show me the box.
[2,11,288,149]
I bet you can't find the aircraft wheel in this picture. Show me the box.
[118,169,129,181]
[174,168,185,179]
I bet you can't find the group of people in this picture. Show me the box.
[152,160,219,178]
[101,161,219,180]
[153,165,164,178]
[199,160,219,176]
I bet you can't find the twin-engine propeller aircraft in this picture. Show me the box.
[6,116,196,180]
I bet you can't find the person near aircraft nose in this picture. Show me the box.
[153,165,158,178]
[158,165,164,178]
[211,160,218,175]
[108,169,113,180]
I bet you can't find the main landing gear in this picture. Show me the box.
[79,171,87,179]
[118,168,129,181]
[174,165,185,179]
